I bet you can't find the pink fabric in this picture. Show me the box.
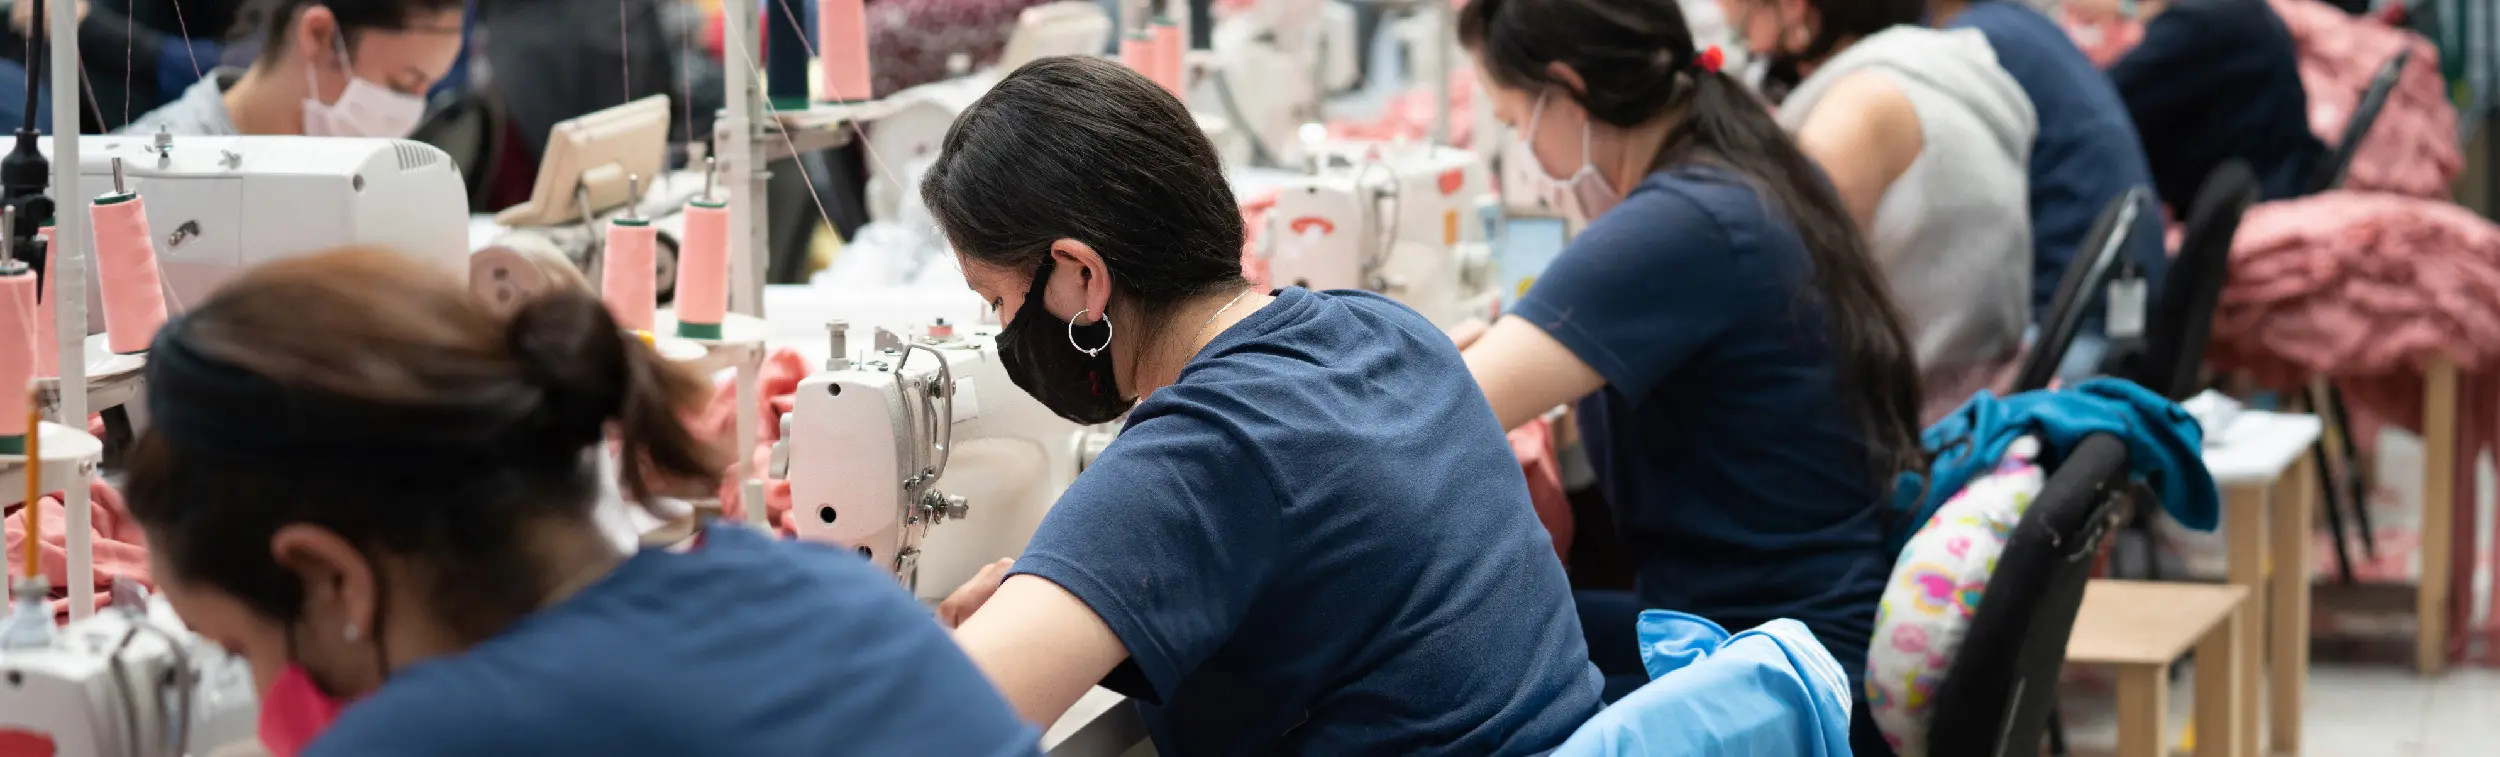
[2,479,149,621]
[698,349,810,536]
[2062,0,2461,198]
[2206,191,2500,664]
[1328,67,1480,148]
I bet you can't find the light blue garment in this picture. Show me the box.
[1553,611,1855,757]
[1895,378,2217,556]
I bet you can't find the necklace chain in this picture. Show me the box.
[1193,288,1254,348]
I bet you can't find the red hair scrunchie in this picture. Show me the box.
[1694,45,1726,75]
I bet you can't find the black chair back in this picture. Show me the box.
[2308,47,2414,194]
[2014,188,2149,392]
[2114,161,2260,400]
[1925,433,2136,757]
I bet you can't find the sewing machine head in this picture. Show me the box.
[1262,142,1497,327]
[44,135,468,330]
[781,320,1095,599]
[0,595,260,757]
[1192,0,1358,170]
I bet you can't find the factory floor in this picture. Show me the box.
[2055,663,2500,756]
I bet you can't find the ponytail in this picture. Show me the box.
[1460,0,1928,485]
[506,290,727,509]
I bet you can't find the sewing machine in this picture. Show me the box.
[1260,142,1498,327]
[0,595,261,757]
[45,135,469,333]
[777,319,1096,599]
[1190,0,1358,168]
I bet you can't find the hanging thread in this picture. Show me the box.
[816,0,873,103]
[90,159,166,354]
[675,160,729,340]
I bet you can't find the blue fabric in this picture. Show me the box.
[1014,286,1601,755]
[1949,0,2170,321]
[1512,163,1891,690]
[301,524,1040,757]
[1552,612,1854,757]
[2110,0,2324,208]
[1896,378,2218,554]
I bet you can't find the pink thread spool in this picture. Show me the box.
[0,261,34,453]
[604,215,659,332]
[32,225,56,378]
[817,0,874,103]
[1121,31,1153,78]
[674,192,730,340]
[92,163,169,355]
[1151,17,1184,98]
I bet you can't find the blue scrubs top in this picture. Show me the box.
[1015,286,1603,755]
[303,524,1041,757]
[2111,0,2324,207]
[1949,0,2170,319]
[1510,165,1893,685]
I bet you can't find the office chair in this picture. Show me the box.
[1923,433,2138,757]
[2014,188,2148,393]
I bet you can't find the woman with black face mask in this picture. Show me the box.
[923,55,1602,754]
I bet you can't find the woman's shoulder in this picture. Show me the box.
[1598,166,1796,254]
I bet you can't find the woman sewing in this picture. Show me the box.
[1730,0,2036,420]
[928,55,1601,754]
[1451,0,1924,752]
[124,251,1042,756]
[119,0,462,137]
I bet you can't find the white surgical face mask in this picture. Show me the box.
[303,39,426,138]
[1519,91,1622,222]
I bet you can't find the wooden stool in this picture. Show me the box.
[2066,580,2253,757]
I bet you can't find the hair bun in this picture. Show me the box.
[505,290,631,446]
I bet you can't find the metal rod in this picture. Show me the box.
[625,174,642,220]
[110,156,124,195]
[49,0,94,622]
[703,156,717,201]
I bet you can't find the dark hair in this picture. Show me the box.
[1788,0,1925,63]
[920,56,1247,339]
[1459,0,1928,484]
[236,0,464,64]
[123,249,723,643]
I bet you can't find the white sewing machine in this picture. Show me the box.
[46,135,468,333]
[777,319,1097,600]
[1261,142,1497,327]
[0,594,261,757]
[1190,0,1358,168]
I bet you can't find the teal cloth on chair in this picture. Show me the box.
[1552,611,1855,757]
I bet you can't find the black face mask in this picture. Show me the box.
[994,260,1134,425]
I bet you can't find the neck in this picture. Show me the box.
[1602,115,1677,197]
[224,64,307,136]
[1115,287,1270,399]
[378,519,626,671]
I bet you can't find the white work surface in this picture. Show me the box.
[2201,410,2324,485]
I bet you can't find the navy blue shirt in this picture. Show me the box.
[1512,165,1893,684]
[1950,0,2169,319]
[1015,286,1601,755]
[305,524,1040,757]
[2111,0,2325,209]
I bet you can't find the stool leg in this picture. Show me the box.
[2196,606,2247,757]
[2118,665,2167,757]
[2324,383,2379,559]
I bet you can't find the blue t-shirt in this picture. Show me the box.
[1512,165,1893,684]
[304,524,1040,757]
[1014,286,1602,755]
[2111,0,2324,208]
[1949,0,2169,319]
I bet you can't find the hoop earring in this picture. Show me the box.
[1067,309,1114,357]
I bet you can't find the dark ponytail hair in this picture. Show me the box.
[1459,0,1928,484]
[124,248,724,643]
[921,55,1247,341]
[235,0,464,63]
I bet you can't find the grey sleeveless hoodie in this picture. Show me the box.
[1776,26,2037,413]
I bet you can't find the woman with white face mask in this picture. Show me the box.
[1453,0,1925,752]
[120,0,463,137]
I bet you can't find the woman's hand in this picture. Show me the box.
[11,0,88,32]
[1447,319,1490,351]
[938,557,1015,628]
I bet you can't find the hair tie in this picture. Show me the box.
[1693,45,1726,75]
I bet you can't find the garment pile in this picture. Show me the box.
[2,479,149,621]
